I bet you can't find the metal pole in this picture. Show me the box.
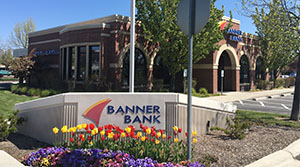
[221,74,223,95]
[129,0,135,93]
[187,0,195,161]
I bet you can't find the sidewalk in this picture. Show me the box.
[0,150,24,167]
[206,87,294,103]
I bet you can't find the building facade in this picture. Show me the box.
[28,15,264,93]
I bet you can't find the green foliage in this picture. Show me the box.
[256,80,270,90]
[198,154,219,167]
[224,117,251,140]
[251,1,299,74]
[40,90,50,97]
[275,78,285,88]
[9,56,35,84]
[199,88,208,96]
[0,111,23,141]
[20,86,28,94]
[11,85,17,93]
[0,49,13,69]
[152,79,164,92]
[27,88,36,96]
[284,77,295,88]
[10,18,35,48]
[136,0,226,86]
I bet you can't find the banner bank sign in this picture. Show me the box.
[75,94,174,129]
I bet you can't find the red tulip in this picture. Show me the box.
[185,132,188,137]
[81,137,85,142]
[89,123,95,130]
[98,126,103,132]
[101,136,105,141]
[151,138,155,143]
[168,136,172,139]
[159,129,164,134]
[87,130,91,134]
[70,138,74,142]
[85,124,89,130]
[88,136,92,141]
[178,128,182,133]
[140,123,144,129]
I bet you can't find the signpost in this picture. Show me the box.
[129,0,135,93]
[177,0,211,160]
[221,69,224,95]
[183,69,187,93]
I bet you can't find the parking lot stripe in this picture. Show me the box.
[281,104,290,110]
[259,102,265,107]
[239,100,244,105]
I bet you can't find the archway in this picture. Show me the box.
[122,48,147,90]
[218,51,232,91]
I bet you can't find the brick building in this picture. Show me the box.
[28,14,264,93]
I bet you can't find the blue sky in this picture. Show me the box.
[0,0,255,46]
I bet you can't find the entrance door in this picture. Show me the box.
[218,51,232,91]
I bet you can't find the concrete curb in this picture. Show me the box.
[0,150,25,167]
[246,139,300,167]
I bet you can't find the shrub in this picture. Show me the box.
[256,80,270,90]
[285,77,295,87]
[27,88,36,96]
[11,85,18,93]
[224,117,251,140]
[40,90,50,97]
[199,88,208,96]
[275,78,285,88]
[35,88,41,96]
[20,86,28,95]
[0,111,23,141]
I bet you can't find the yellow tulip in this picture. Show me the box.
[76,124,82,130]
[61,125,68,133]
[100,130,105,136]
[121,132,126,138]
[125,127,131,133]
[192,131,197,136]
[70,127,76,133]
[173,126,179,132]
[146,128,151,134]
[193,138,197,144]
[82,123,87,129]
[156,132,161,138]
[52,127,59,134]
[140,136,146,142]
[92,128,98,136]
[155,140,160,144]
[162,134,166,139]
[89,141,93,145]
[137,132,142,137]
[174,137,179,143]
[108,132,114,139]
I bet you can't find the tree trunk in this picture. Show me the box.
[18,76,24,85]
[290,54,300,121]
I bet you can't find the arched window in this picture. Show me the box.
[240,55,250,83]
[255,57,265,80]
[122,48,147,87]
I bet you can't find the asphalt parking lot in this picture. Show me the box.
[233,93,295,115]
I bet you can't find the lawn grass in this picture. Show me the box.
[0,78,18,81]
[236,110,300,128]
[0,90,37,118]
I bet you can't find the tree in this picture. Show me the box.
[136,0,227,91]
[9,55,35,84]
[238,0,300,121]
[0,49,14,69]
[10,18,35,48]
[251,1,298,85]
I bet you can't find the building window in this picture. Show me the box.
[255,57,265,80]
[62,48,67,80]
[122,48,147,87]
[77,46,86,81]
[68,47,75,80]
[240,55,249,83]
[89,46,100,80]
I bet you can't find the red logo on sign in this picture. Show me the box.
[82,98,112,127]
[219,21,226,30]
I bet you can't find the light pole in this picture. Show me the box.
[129,0,135,93]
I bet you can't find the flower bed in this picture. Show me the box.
[23,123,203,166]
[22,147,203,167]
